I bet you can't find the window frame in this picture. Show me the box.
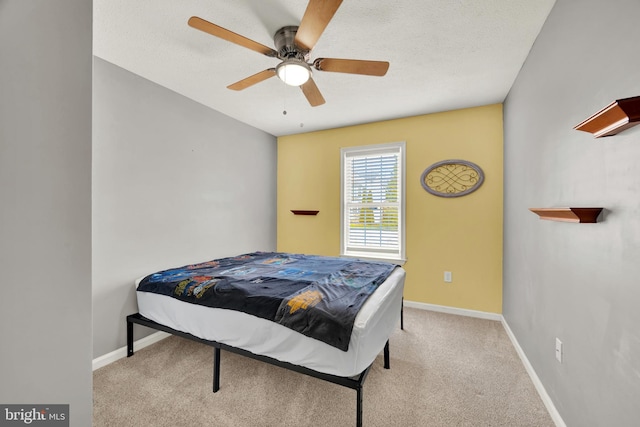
[340,141,406,264]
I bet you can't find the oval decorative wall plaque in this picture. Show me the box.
[421,159,484,197]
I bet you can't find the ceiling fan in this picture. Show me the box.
[188,0,389,107]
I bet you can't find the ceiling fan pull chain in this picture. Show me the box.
[282,85,287,115]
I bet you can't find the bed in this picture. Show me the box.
[126,251,405,427]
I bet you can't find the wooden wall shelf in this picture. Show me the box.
[529,208,603,223]
[574,96,640,138]
[290,210,319,215]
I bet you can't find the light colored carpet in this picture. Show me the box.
[93,307,554,426]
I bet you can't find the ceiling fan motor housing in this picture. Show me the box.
[274,26,309,62]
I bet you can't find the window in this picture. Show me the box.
[340,142,406,262]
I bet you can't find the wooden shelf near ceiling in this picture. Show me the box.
[290,210,319,216]
[574,96,640,137]
[529,207,603,223]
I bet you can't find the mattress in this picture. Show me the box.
[135,266,405,377]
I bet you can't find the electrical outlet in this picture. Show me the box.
[444,271,452,283]
[555,338,563,363]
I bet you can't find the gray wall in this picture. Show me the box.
[503,0,640,425]
[0,1,93,425]
[92,57,277,358]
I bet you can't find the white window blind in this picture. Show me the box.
[341,142,405,261]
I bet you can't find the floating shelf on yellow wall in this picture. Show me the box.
[290,210,319,215]
[574,96,640,138]
[529,207,603,223]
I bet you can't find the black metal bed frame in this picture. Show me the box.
[127,312,396,427]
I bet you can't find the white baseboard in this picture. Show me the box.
[92,331,170,371]
[403,299,502,321]
[501,318,567,427]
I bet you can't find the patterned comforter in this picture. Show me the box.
[137,252,397,351]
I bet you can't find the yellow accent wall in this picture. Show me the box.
[277,104,503,313]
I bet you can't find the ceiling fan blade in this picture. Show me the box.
[300,78,326,107]
[188,16,277,58]
[313,58,389,76]
[227,69,276,91]
[295,0,343,51]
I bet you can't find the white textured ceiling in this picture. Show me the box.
[94,0,556,136]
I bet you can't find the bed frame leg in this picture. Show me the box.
[401,296,404,330]
[213,346,221,393]
[126,317,134,357]
[383,340,390,369]
[356,386,363,427]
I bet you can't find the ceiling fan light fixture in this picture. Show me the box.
[276,59,311,86]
